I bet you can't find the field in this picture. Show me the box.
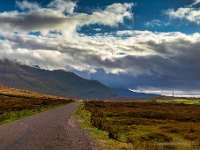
[82,100,200,150]
[0,86,74,124]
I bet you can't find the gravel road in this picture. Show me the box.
[0,102,95,150]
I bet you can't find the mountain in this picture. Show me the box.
[0,60,115,99]
[111,88,159,99]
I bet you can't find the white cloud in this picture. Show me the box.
[144,19,162,27]
[146,1,200,28]
[190,0,200,6]
[130,89,200,97]
[16,0,40,10]
[166,8,200,23]
[93,28,102,31]
[144,19,171,28]
[165,1,200,24]
[75,3,133,27]
[47,0,76,14]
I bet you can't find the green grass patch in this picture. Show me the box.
[0,104,69,124]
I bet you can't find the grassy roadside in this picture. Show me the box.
[74,103,134,150]
[75,101,200,150]
[0,102,72,125]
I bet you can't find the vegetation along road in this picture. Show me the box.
[0,102,95,150]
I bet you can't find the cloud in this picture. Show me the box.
[74,3,133,27]
[0,0,133,36]
[130,89,200,97]
[93,28,102,31]
[190,0,200,6]
[144,19,171,28]
[16,0,40,10]
[47,0,76,14]
[145,1,200,29]
[165,1,200,25]
[144,20,162,27]
[166,8,200,24]
[3,29,200,77]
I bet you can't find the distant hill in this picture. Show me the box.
[0,60,116,99]
[111,88,159,99]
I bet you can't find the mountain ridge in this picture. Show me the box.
[0,60,115,99]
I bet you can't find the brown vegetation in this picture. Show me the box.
[0,86,74,124]
[84,101,200,149]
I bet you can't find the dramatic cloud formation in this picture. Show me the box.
[0,0,200,96]
[0,0,134,70]
[0,0,133,36]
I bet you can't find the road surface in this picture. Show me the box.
[0,102,95,150]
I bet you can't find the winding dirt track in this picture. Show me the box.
[0,102,95,150]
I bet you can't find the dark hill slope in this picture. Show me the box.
[0,60,115,99]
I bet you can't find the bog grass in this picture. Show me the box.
[79,99,200,150]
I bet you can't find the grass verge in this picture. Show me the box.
[74,103,134,150]
[0,103,71,125]
[75,101,200,150]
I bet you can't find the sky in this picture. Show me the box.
[0,0,200,97]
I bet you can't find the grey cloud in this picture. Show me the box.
[6,34,58,50]
[77,35,200,91]
[0,11,66,32]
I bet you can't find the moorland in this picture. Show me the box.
[78,98,200,150]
